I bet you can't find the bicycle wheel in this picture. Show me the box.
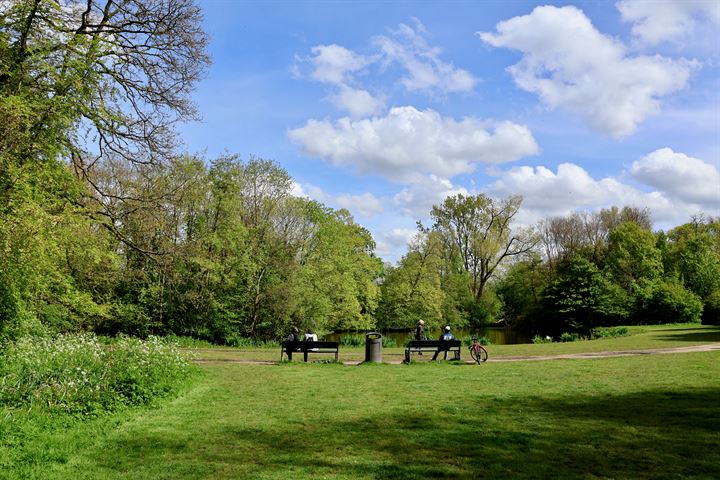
[471,345,488,363]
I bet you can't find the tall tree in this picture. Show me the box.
[430,193,536,300]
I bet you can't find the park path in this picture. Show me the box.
[192,342,720,365]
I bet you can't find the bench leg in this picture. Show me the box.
[304,350,308,362]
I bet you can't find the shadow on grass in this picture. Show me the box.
[654,328,720,343]
[84,388,720,480]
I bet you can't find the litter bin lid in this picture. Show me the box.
[366,332,382,339]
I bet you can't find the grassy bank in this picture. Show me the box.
[2,348,719,479]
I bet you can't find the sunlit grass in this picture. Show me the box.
[2,347,719,479]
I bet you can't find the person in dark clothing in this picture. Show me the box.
[414,320,426,355]
[285,326,301,360]
[432,325,455,360]
[413,320,425,341]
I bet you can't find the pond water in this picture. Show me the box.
[323,327,531,346]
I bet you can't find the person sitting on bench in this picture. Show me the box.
[285,326,301,360]
[432,325,455,360]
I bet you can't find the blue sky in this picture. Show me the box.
[179,0,720,263]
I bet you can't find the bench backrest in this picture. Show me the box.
[407,340,461,348]
[282,341,338,349]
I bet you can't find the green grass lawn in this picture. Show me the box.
[2,343,719,478]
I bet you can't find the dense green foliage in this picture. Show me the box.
[0,1,381,343]
[497,211,719,335]
[1,2,718,346]
[0,334,193,413]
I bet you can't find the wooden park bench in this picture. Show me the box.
[280,341,340,362]
[404,340,462,363]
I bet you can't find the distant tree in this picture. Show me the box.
[663,216,720,324]
[543,255,630,334]
[495,254,551,332]
[377,230,446,330]
[431,193,537,301]
[605,222,663,289]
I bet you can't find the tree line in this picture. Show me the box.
[2,1,717,344]
[380,201,719,336]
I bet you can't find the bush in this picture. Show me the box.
[634,280,703,324]
[339,336,363,347]
[701,289,720,325]
[532,335,553,344]
[0,334,195,414]
[591,326,629,339]
[381,336,397,348]
[560,332,580,342]
[223,334,279,348]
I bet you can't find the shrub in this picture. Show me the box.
[591,326,629,339]
[560,332,580,342]
[224,335,279,348]
[339,336,363,347]
[634,280,703,324]
[0,334,195,414]
[381,336,396,348]
[701,289,720,325]
[532,335,553,344]
[163,334,217,349]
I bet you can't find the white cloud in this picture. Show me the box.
[327,85,384,117]
[486,162,705,227]
[291,182,384,218]
[288,106,538,182]
[374,20,477,94]
[630,147,720,206]
[306,44,374,85]
[479,5,696,137]
[375,228,418,260]
[617,0,720,46]
[295,19,477,116]
[393,174,469,217]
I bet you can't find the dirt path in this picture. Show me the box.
[193,342,720,365]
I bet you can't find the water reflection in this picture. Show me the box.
[323,327,530,345]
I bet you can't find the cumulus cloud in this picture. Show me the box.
[295,19,477,116]
[327,85,385,117]
[374,20,477,94]
[617,0,720,45]
[393,174,469,217]
[306,44,374,85]
[630,148,720,206]
[288,106,538,182]
[486,162,706,227]
[479,5,695,137]
[375,228,419,260]
[291,182,384,217]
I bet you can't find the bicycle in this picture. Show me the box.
[468,337,488,364]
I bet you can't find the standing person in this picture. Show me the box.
[414,320,426,355]
[414,320,425,341]
[285,326,301,361]
[432,326,455,361]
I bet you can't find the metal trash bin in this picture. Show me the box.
[365,332,383,363]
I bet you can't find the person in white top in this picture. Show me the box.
[304,329,318,351]
[304,329,318,342]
